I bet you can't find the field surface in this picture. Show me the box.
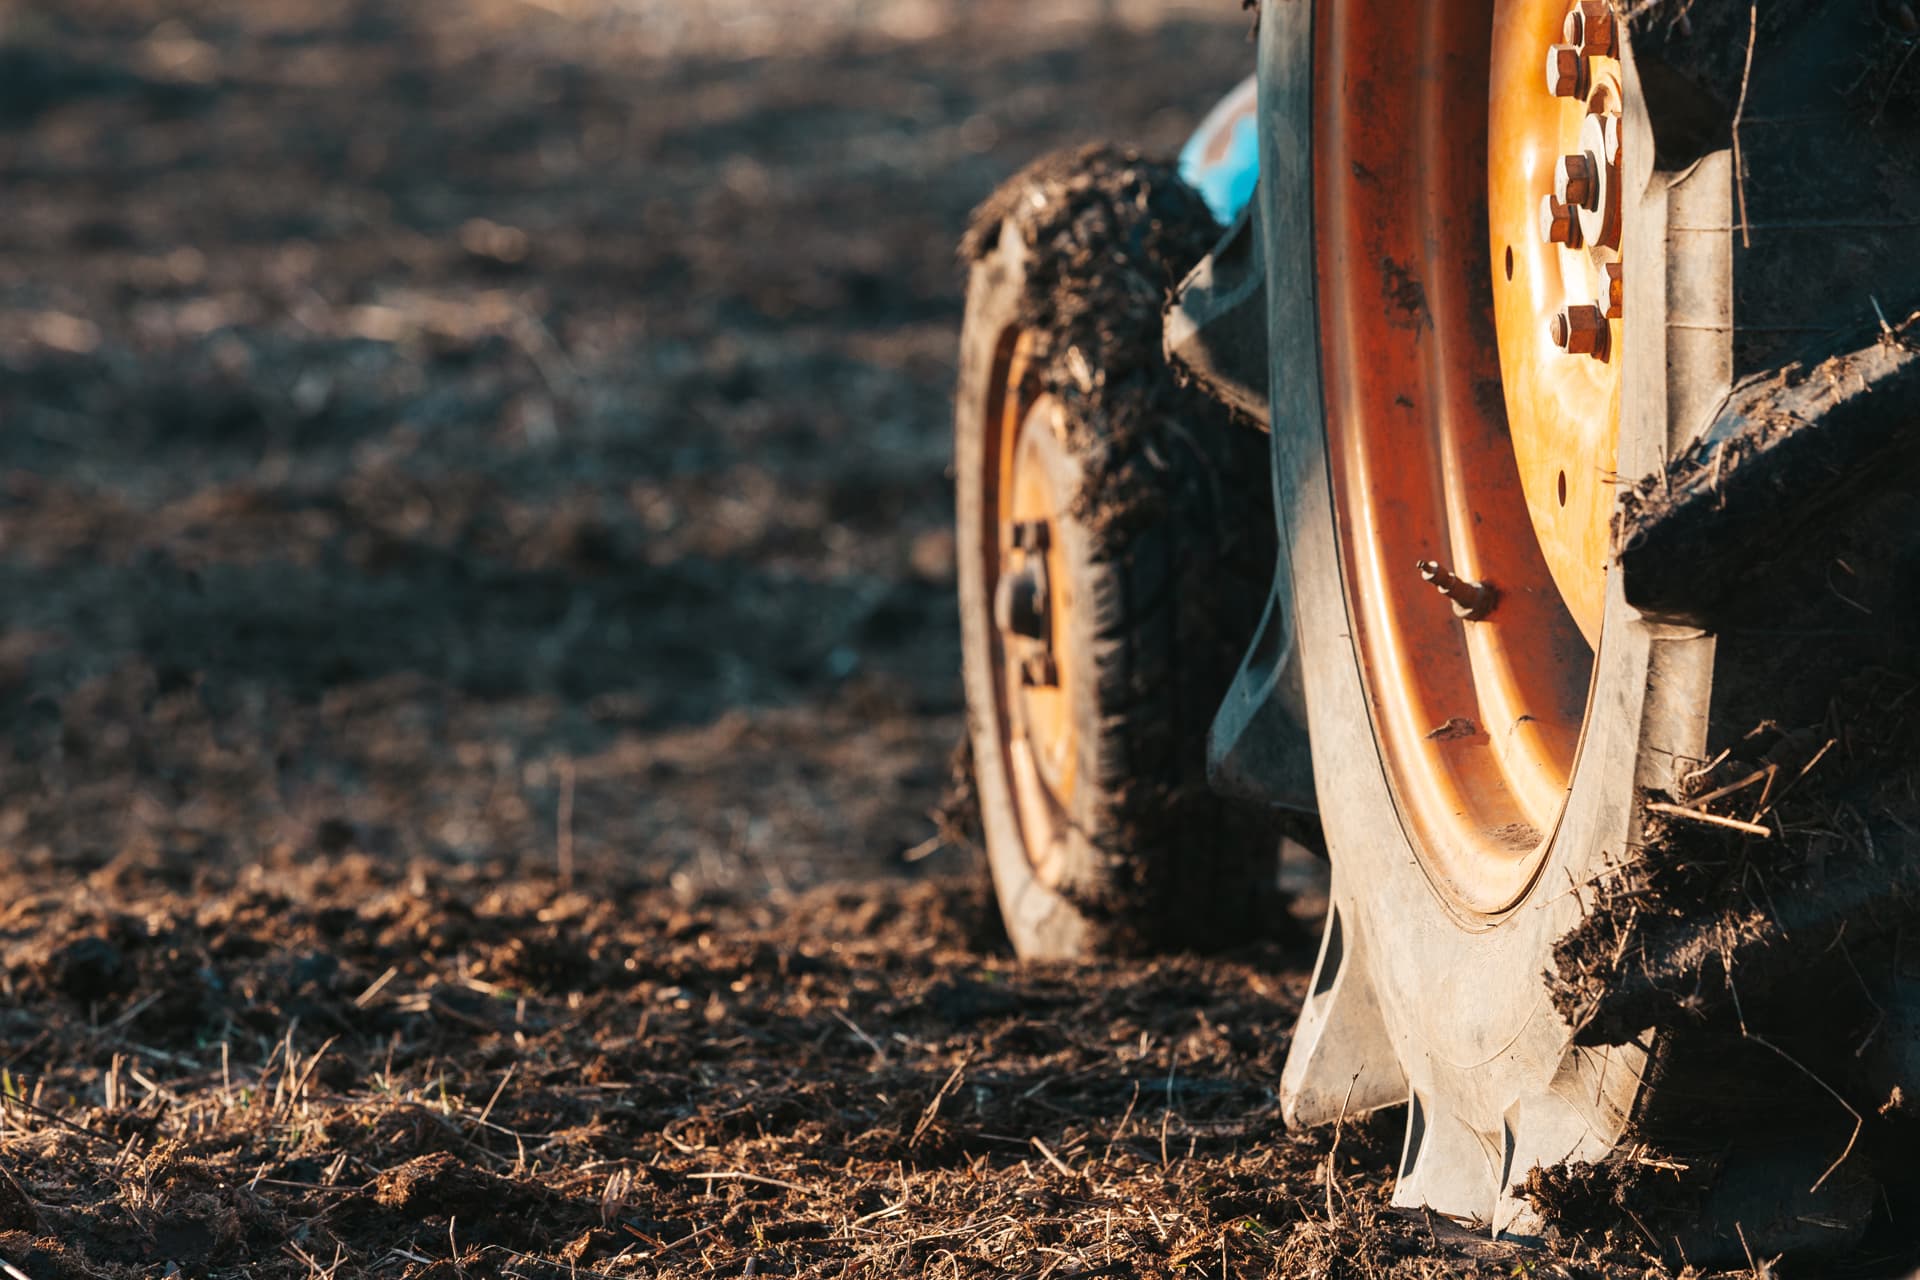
[0,1,1876,1276]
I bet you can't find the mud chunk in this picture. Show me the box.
[922,976,1022,1027]
[493,930,595,992]
[0,1166,38,1232]
[369,1152,566,1252]
[375,1152,520,1217]
[313,817,357,853]
[289,951,339,992]
[45,936,127,1002]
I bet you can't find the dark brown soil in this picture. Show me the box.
[0,0,1898,1275]
[0,857,1472,1278]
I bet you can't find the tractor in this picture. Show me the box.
[954,0,1920,1257]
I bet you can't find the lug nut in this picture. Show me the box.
[1416,560,1499,621]
[1545,43,1585,98]
[1555,153,1599,209]
[1010,520,1050,551]
[1564,1,1616,57]
[1549,304,1608,357]
[994,565,1048,640]
[1604,262,1623,319]
[1539,193,1582,248]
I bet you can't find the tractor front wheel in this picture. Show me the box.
[954,147,1278,958]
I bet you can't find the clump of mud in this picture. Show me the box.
[1546,456,1920,1259]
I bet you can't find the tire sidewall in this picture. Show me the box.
[1268,27,1716,1215]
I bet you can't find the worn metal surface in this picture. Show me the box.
[1164,203,1271,428]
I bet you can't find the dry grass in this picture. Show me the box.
[0,857,1694,1279]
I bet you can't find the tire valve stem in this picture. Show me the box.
[1416,560,1499,621]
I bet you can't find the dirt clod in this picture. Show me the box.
[41,936,128,1003]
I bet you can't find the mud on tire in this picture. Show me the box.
[953,146,1280,958]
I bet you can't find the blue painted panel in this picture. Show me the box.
[1179,74,1260,224]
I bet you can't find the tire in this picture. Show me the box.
[1260,0,1920,1255]
[954,146,1278,959]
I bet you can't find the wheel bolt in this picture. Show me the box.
[1545,43,1585,98]
[1555,153,1599,209]
[994,564,1048,640]
[1549,304,1608,357]
[1416,560,1499,621]
[1604,262,1623,319]
[1539,193,1582,248]
[1010,520,1050,551]
[1564,1,1616,57]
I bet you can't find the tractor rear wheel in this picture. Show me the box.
[1266,0,1920,1251]
[954,147,1278,958]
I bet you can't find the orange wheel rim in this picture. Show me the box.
[982,331,1079,887]
[1314,0,1624,915]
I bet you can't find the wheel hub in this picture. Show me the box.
[994,524,1052,644]
[1493,0,1626,647]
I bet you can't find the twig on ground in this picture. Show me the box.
[556,757,576,887]
[831,1009,888,1063]
[631,1221,721,1259]
[354,966,399,1009]
[1744,1033,1863,1194]
[1103,1080,1141,1165]
[1032,1136,1076,1180]
[1644,801,1772,837]
[900,833,945,863]
[474,1063,516,1132]
[1324,1073,1361,1224]
[0,1092,119,1148]
[1682,768,1769,811]
[910,1056,969,1149]
[1731,3,1758,247]
[1754,738,1835,820]
[685,1172,806,1193]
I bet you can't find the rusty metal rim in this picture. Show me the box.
[981,330,1079,888]
[1312,0,1623,918]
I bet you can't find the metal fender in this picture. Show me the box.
[1169,78,1310,814]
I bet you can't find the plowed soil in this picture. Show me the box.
[0,1,1884,1276]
